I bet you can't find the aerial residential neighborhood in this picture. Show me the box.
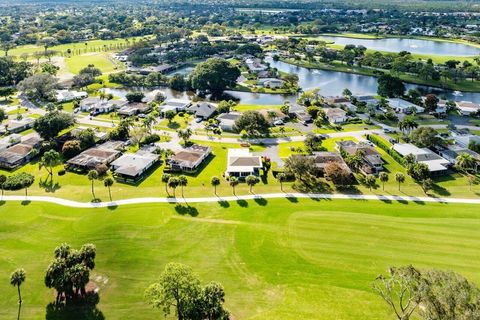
[1,0,480,319]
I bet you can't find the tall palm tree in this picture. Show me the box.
[10,269,26,304]
[0,174,6,197]
[245,175,259,193]
[395,172,405,191]
[456,153,477,190]
[229,177,239,195]
[276,173,286,192]
[168,177,179,197]
[178,175,188,198]
[379,172,389,191]
[87,170,98,200]
[211,176,220,195]
[104,177,114,201]
[162,173,171,196]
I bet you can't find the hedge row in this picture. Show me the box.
[367,134,405,166]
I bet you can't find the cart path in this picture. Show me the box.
[1,193,480,208]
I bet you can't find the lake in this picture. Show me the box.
[103,59,480,105]
[317,35,480,57]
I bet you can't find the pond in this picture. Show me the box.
[317,35,480,57]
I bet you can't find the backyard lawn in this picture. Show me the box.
[1,199,480,319]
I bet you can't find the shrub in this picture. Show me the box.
[62,140,82,159]
[367,134,405,166]
[58,169,66,176]
[140,134,161,146]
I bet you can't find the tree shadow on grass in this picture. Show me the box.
[174,204,199,217]
[254,197,267,206]
[218,200,230,208]
[236,199,248,207]
[0,200,5,206]
[45,292,104,320]
[432,184,451,197]
[21,200,31,206]
[39,179,61,193]
[286,195,298,203]
[107,204,118,211]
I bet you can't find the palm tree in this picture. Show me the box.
[161,173,171,196]
[10,268,26,304]
[87,170,98,200]
[456,153,477,190]
[211,176,220,195]
[178,175,188,198]
[229,177,239,195]
[395,172,405,191]
[104,177,114,201]
[168,177,179,197]
[276,173,286,192]
[379,172,389,191]
[245,175,259,193]
[0,174,6,197]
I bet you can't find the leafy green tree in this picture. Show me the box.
[165,110,176,123]
[178,128,193,145]
[377,74,405,98]
[104,177,114,201]
[409,127,439,149]
[168,74,187,91]
[145,263,201,320]
[211,176,220,195]
[33,111,75,141]
[0,87,16,101]
[10,268,26,304]
[126,91,145,103]
[233,111,270,136]
[3,172,35,196]
[39,149,62,181]
[284,155,318,188]
[245,175,259,193]
[87,170,98,200]
[200,282,229,320]
[18,73,58,101]
[190,58,240,95]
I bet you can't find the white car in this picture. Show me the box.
[195,117,203,123]
[273,120,284,126]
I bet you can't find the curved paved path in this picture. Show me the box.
[2,193,480,208]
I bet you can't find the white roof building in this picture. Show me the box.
[451,131,480,148]
[456,101,480,116]
[392,143,450,173]
[111,151,159,181]
[56,90,88,102]
[388,98,425,114]
[225,148,263,178]
[161,99,192,114]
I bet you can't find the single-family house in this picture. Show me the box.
[438,145,480,170]
[353,95,379,107]
[392,143,450,175]
[117,102,152,116]
[258,78,284,89]
[225,148,263,178]
[259,109,286,123]
[456,101,480,116]
[245,58,268,73]
[188,102,217,120]
[111,150,159,182]
[337,140,384,174]
[0,134,21,152]
[324,108,347,124]
[217,112,242,132]
[288,104,311,123]
[309,151,352,176]
[388,98,425,114]
[79,97,127,114]
[66,141,124,171]
[451,131,480,148]
[168,145,211,172]
[55,90,88,102]
[2,117,35,134]
[160,99,192,116]
[0,134,42,170]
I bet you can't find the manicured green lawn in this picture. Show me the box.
[1,199,480,319]
[65,53,122,75]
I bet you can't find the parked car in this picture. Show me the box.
[195,117,203,123]
[273,120,284,126]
